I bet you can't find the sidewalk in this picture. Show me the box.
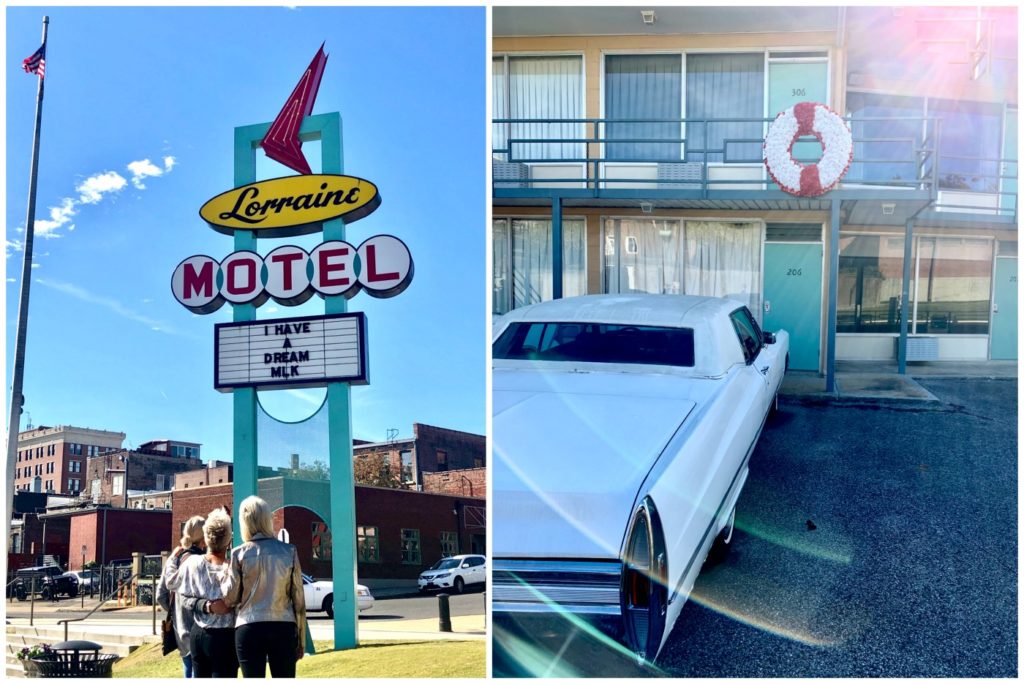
[781,360,1016,403]
[4,602,485,643]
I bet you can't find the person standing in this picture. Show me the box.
[156,515,205,678]
[168,509,238,678]
[220,496,307,678]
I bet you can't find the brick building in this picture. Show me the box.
[422,467,486,497]
[354,423,485,489]
[174,461,233,491]
[86,443,202,508]
[7,492,73,572]
[14,425,125,496]
[36,507,173,570]
[171,475,486,584]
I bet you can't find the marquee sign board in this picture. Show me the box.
[214,312,368,392]
[199,174,381,237]
[171,235,414,314]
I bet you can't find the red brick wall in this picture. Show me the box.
[170,484,233,550]
[413,423,486,480]
[66,509,171,567]
[19,513,70,566]
[171,483,485,581]
[421,468,486,497]
[87,451,202,507]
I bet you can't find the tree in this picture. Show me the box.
[353,453,403,489]
[294,459,330,481]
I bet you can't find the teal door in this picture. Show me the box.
[763,242,823,371]
[990,257,1017,360]
[768,61,829,169]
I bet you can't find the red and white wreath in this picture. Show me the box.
[763,102,853,197]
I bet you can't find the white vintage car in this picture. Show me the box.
[491,294,788,663]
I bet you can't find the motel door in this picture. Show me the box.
[763,224,823,371]
[768,58,829,179]
[990,256,1017,360]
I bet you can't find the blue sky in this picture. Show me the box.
[6,6,486,466]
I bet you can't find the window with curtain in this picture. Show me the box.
[493,217,586,315]
[911,237,993,334]
[929,99,1002,193]
[603,220,761,316]
[686,54,764,164]
[603,219,684,294]
[837,234,905,333]
[684,221,762,316]
[846,92,924,186]
[605,54,682,161]
[492,56,584,162]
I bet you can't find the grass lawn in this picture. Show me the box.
[114,639,485,678]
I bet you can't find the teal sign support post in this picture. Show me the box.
[230,112,359,652]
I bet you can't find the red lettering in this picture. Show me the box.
[183,260,214,298]
[226,258,257,295]
[319,247,350,287]
[270,251,304,290]
[365,244,399,283]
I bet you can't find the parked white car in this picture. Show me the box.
[418,554,487,593]
[302,574,374,617]
[491,294,788,662]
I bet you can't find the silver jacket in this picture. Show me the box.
[223,534,307,652]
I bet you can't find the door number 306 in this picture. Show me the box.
[786,268,803,276]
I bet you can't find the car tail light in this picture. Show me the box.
[621,497,668,662]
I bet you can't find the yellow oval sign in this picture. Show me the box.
[199,174,381,237]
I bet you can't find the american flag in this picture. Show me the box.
[23,45,45,78]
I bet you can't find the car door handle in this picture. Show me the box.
[759,366,770,375]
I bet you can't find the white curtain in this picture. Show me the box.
[606,219,685,294]
[492,58,508,160]
[493,219,511,315]
[684,221,762,317]
[507,218,586,309]
[509,56,584,162]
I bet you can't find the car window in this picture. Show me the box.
[730,308,761,365]
[494,322,695,367]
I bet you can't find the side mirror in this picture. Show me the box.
[763,331,777,345]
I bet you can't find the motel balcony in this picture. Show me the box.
[492,114,1018,231]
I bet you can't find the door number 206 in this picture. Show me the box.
[786,268,803,276]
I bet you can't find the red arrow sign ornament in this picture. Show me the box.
[260,44,328,175]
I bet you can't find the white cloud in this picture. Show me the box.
[31,263,40,269]
[35,278,199,340]
[127,160,161,189]
[12,152,177,250]
[6,240,24,258]
[34,198,77,238]
[77,171,127,204]
[7,278,15,283]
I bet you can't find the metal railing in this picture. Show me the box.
[57,571,160,640]
[492,114,1018,217]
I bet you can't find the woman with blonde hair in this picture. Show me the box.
[168,508,238,678]
[218,495,307,677]
[157,515,205,677]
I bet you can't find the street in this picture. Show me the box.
[494,378,1017,677]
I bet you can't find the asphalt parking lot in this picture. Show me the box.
[495,377,1017,677]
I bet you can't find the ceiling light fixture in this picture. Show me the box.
[641,10,656,25]
[881,203,896,215]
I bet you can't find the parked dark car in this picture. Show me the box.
[11,565,78,600]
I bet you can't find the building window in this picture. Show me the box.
[69,460,81,473]
[401,529,421,564]
[493,217,586,315]
[603,219,763,317]
[606,54,683,161]
[112,474,124,497]
[312,522,332,561]
[493,54,584,162]
[399,451,414,484]
[68,478,80,493]
[34,464,41,476]
[436,450,448,472]
[838,234,905,333]
[357,526,380,563]
[440,531,458,557]
[686,53,765,164]
[911,237,994,334]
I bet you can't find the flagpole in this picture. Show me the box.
[6,15,49,555]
